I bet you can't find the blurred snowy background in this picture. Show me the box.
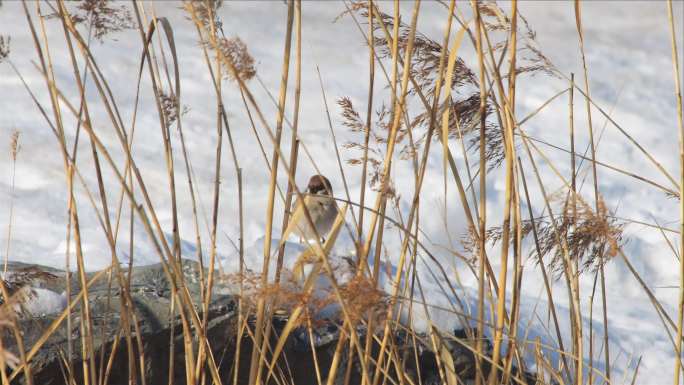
[1,1,683,383]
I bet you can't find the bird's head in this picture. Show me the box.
[306,174,332,195]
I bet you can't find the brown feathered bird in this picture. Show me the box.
[284,174,337,243]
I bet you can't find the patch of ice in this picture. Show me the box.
[18,288,67,317]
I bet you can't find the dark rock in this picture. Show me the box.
[2,262,547,385]
[3,260,237,385]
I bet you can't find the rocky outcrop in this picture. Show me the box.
[2,261,543,385]
[3,260,236,385]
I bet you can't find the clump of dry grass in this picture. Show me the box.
[339,97,396,195]
[558,196,624,267]
[0,36,9,63]
[4,131,20,276]
[215,37,256,82]
[58,0,134,42]
[182,0,223,31]
[370,14,478,101]
[228,262,386,328]
[477,1,560,79]
[226,269,333,328]
[333,274,387,324]
[159,91,189,129]
[340,0,557,176]
[182,3,256,97]
[342,2,489,160]
[9,132,19,162]
[463,192,625,274]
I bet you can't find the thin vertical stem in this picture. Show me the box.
[359,0,375,264]
[666,0,684,383]
[276,0,302,284]
[250,2,294,384]
[471,2,488,384]
[575,1,597,382]
[488,1,518,383]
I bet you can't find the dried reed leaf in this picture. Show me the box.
[0,36,9,62]
[182,0,223,30]
[69,0,134,42]
[215,36,256,82]
[464,193,625,275]
[159,91,188,128]
[10,131,20,161]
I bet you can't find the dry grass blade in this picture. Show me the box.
[573,2,608,380]
[433,328,458,385]
[665,0,684,383]
[3,131,20,276]
[0,35,10,62]
[440,24,467,198]
[249,2,295,383]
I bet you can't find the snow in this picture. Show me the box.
[17,288,67,318]
[1,1,683,383]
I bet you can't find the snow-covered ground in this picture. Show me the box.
[1,1,683,384]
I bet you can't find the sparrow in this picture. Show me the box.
[284,174,338,244]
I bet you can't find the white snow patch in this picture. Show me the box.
[17,288,67,317]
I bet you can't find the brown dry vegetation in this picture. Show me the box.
[1,0,683,385]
